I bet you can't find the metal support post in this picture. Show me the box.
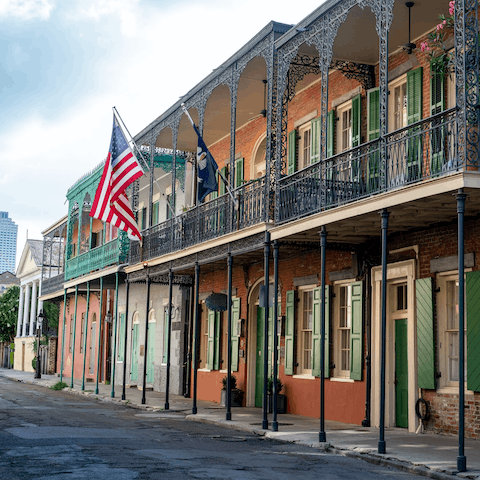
[60,289,67,383]
[272,240,279,432]
[456,189,467,473]
[81,282,90,391]
[319,226,327,442]
[95,278,103,394]
[262,231,271,430]
[226,253,233,421]
[111,272,119,398]
[192,262,200,414]
[165,269,174,410]
[378,209,389,454]
[142,272,151,405]
[122,280,130,400]
[71,285,79,388]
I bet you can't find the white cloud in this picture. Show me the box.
[0,0,55,21]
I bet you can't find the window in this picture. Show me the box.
[118,312,125,362]
[297,288,314,375]
[336,285,351,377]
[447,70,456,109]
[80,313,86,353]
[298,124,311,169]
[199,304,208,369]
[389,75,408,132]
[337,101,353,153]
[69,314,73,352]
[437,272,467,389]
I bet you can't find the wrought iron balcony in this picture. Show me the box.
[130,176,267,264]
[65,237,123,280]
[277,108,459,224]
[41,274,65,296]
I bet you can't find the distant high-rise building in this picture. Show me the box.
[0,212,18,274]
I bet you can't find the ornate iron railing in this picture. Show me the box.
[41,274,65,296]
[65,237,121,280]
[130,177,267,264]
[277,108,459,224]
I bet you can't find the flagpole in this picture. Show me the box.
[180,103,237,206]
[113,107,176,219]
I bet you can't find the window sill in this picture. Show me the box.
[198,368,212,372]
[292,373,315,380]
[436,386,475,396]
[330,376,354,383]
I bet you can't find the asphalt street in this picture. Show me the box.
[0,377,423,479]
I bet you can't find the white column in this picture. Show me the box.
[29,281,37,336]
[22,284,31,337]
[16,286,25,338]
[37,280,43,316]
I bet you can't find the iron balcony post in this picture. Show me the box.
[60,289,67,383]
[142,272,151,405]
[319,226,327,443]
[71,285,79,389]
[111,272,119,398]
[378,209,389,454]
[81,281,90,391]
[262,231,271,430]
[95,277,103,395]
[192,262,200,414]
[272,240,279,432]
[456,189,467,472]
[165,269,174,410]
[122,279,130,401]
[226,253,233,421]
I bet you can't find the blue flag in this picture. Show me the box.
[194,125,219,203]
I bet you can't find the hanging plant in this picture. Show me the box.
[421,1,455,75]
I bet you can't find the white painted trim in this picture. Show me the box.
[292,373,316,380]
[294,110,318,129]
[371,259,418,433]
[330,377,354,383]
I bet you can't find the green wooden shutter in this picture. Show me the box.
[118,313,125,361]
[163,311,169,363]
[152,202,159,225]
[219,166,227,195]
[285,290,295,375]
[352,95,362,148]
[407,67,423,181]
[206,309,215,370]
[430,72,446,175]
[231,297,240,372]
[235,158,244,188]
[416,277,435,389]
[466,271,480,392]
[324,285,330,378]
[288,131,297,174]
[310,117,321,164]
[350,281,363,381]
[312,287,321,377]
[327,110,335,158]
[214,312,221,370]
[367,88,380,192]
[351,95,362,183]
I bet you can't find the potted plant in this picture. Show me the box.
[220,374,244,407]
[267,376,286,414]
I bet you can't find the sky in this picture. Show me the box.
[0,0,325,270]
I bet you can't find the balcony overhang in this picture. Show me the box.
[63,264,126,290]
[270,172,480,245]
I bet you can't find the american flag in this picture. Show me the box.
[90,115,144,241]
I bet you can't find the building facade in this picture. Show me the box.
[0,211,18,274]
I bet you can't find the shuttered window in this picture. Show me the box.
[310,117,321,164]
[327,110,335,158]
[231,298,240,372]
[430,71,446,175]
[118,313,126,362]
[234,159,244,188]
[152,202,159,225]
[288,131,296,174]
[284,290,295,375]
[312,285,331,378]
[416,278,435,389]
[367,87,380,193]
[466,272,480,392]
[163,309,169,364]
[407,67,423,181]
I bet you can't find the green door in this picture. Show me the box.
[131,323,139,382]
[255,307,275,408]
[147,323,155,384]
[395,319,408,428]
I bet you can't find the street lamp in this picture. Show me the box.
[34,310,44,379]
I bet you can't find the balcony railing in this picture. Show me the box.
[131,177,267,264]
[41,274,65,296]
[277,108,460,224]
[65,237,122,280]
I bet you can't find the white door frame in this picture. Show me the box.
[371,259,419,433]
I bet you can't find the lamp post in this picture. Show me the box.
[34,310,44,379]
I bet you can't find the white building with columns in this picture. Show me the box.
[14,239,44,372]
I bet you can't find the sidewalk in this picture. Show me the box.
[1,368,478,479]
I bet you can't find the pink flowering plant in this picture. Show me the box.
[422,1,455,74]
